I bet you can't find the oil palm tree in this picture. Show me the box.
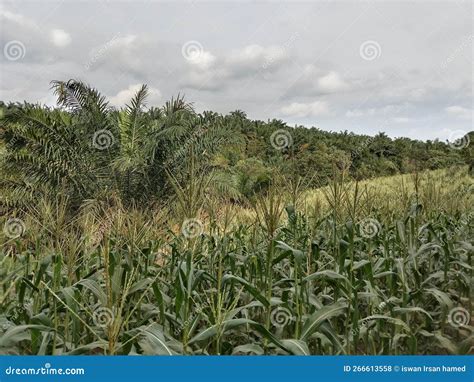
[0,80,238,211]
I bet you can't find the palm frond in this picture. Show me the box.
[51,79,109,115]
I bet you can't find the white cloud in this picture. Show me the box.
[445,105,472,120]
[280,101,329,118]
[286,67,351,97]
[182,44,289,90]
[182,69,228,91]
[317,71,349,93]
[186,50,216,71]
[109,84,161,107]
[117,35,137,46]
[227,44,288,74]
[50,29,71,47]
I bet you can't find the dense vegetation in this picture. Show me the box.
[0,81,472,355]
[0,80,471,210]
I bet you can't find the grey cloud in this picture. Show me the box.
[0,0,471,140]
[180,43,292,91]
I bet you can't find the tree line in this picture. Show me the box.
[0,80,471,211]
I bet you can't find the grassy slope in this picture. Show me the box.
[233,167,473,226]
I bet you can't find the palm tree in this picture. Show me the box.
[1,80,109,208]
[0,80,236,211]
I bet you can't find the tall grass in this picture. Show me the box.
[0,167,472,355]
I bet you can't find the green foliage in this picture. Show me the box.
[0,80,472,356]
[0,80,470,211]
[0,81,237,209]
[0,169,472,355]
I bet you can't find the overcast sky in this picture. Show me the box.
[0,0,472,141]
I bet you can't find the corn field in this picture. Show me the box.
[0,168,473,355]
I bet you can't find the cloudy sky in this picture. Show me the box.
[0,0,472,141]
